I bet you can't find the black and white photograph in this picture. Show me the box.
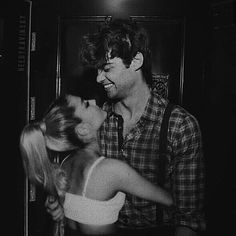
[1,0,235,235]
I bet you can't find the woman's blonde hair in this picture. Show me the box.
[19,95,83,198]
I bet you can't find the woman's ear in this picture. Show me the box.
[75,123,90,138]
[131,52,144,71]
[75,122,96,143]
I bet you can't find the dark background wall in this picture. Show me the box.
[1,0,235,235]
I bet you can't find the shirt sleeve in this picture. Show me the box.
[169,110,206,232]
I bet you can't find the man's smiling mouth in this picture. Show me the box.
[104,84,114,90]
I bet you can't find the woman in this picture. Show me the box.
[20,94,173,236]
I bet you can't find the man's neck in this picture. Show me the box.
[114,83,151,121]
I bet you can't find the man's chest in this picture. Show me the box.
[101,122,161,155]
[123,118,138,137]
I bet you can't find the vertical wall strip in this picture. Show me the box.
[56,16,61,98]
[25,1,32,236]
[179,17,186,105]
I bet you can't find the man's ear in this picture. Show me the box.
[131,52,144,71]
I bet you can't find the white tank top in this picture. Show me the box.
[64,156,126,225]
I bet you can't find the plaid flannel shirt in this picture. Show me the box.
[99,92,205,231]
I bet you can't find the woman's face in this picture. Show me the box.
[66,95,107,130]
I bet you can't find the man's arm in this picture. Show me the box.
[170,110,206,235]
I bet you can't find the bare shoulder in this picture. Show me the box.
[97,157,133,184]
[99,157,129,174]
[84,158,129,197]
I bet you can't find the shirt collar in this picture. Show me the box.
[102,91,166,121]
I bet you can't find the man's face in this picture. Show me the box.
[96,55,136,100]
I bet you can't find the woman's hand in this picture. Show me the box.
[45,195,64,222]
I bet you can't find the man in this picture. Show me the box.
[46,18,205,236]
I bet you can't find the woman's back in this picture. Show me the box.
[63,151,119,199]
[62,152,125,235]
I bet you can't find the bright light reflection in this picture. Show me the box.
[106,0,129,9]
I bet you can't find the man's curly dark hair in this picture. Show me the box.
[80,18,153,86]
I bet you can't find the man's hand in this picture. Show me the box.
[45,195,64,222]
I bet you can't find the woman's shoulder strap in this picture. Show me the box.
[82,156,106,196]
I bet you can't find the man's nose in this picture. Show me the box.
[97,70,105,83]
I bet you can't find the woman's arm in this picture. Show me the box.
[106,159,173,206]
